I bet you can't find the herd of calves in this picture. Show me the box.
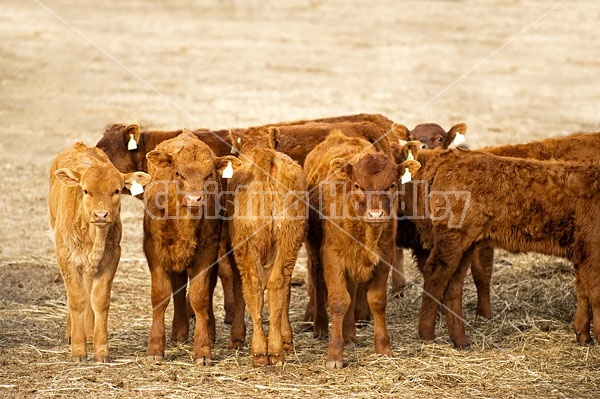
[47,113,600,370]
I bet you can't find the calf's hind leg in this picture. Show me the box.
[238,250,268,366]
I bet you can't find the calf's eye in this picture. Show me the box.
[353,183,360,191]
[115,189,120,195]
[83,189,88,195]
[390,183,396,190]
[437,137,443,142]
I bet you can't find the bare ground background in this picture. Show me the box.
[1,0,600,398]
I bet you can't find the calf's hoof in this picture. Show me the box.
[268,353,285,365]
[195,357,212,367]
[71,355,86,363]
[418,328,436,342]
[576,332,593,345]
[94,355,110,363]
[252,353,269,367]
[228,338,244,350]
[313,324,328,340]
[326,358,343,370]
[452,337,471,350]
[390,285,406,298]
[147,354,164,362]
[283,340,294,351]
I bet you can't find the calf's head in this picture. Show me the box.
[230,126,279,154]
[146,130,241,210]
[394,123,467,150]
[95,124,142,173]
[55,163,150,225]
[329,143,421,223]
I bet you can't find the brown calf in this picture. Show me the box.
[49,143,150,362]
[304,129,420,369]
[143,130,240,365]
[398,132,600,327]
[226,126,307,366]
[405,148,600,348]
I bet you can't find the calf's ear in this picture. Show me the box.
[397,160,421,183]
[391,123,410,143]
[124,171,152,189]
[329,158,353,181]
[228,130,243,154]
[55,168,82,187]
[215,156,242,177]
[146,150,173,169]
[445,123,467,147]
[124,124,141,150]
[400,141,420,161]
[267,126,281,149]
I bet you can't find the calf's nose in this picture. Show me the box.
[367,209,385,220]
[92,210,109,223]
[183,194,204,208]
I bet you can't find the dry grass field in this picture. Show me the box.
[1,0,600,397]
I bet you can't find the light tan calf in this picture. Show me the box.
[48,142,150,362]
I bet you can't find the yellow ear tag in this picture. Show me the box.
[453,133,466,146]
[127,134,138,151]
[222,161,234,179]
[401,167,412,184]
[130,180,144,196]
[406,149,414,161]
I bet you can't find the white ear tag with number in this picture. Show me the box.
[127,133,138,151]
[406,149,414,161]
[130,180,144,196]
[222,161,234,179]
[453,133,466,146]
[401,167,412,184]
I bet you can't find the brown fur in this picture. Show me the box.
[226,126,307,366]
[97,116,402,326]
[405,148,600,348]
[398,131,600,325]
[303,129,420,369]
[142,130,240,366]
[48,143,150,362]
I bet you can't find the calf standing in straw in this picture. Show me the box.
[227,126,307,366]
[49,142,150,362]
[143,129,240,365]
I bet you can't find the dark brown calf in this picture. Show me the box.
[304,129,420,369]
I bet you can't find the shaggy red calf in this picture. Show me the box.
[48,143,150,362]
[406,148,600,348]
[304,129,420,369]
[143,130,240,365]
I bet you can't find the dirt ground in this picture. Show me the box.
[1,0,600,397]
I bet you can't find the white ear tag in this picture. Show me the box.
[221,161,234,179]
[453,133,466,146]
[127,133,138,151]
[401,167,412,184]
[406,149,414,161]
[129,180,144,196]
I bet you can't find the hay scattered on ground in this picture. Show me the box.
[1,246,599,398]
